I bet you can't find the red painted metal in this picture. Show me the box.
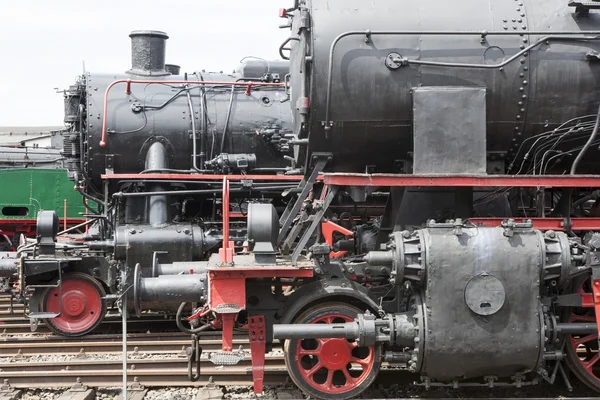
[218,178,234,264]
[321,220,354,258]
[296,314,375,395]
[593,279,600,340]
[470,217,600,231]
[44,278,103,334]
[569,278,600,381]
[220,313,236,352]
[323,173,600,188]
[207,267,313,311]
[100,79,284,147]
[248,315,266,394]
[101,173,307,181]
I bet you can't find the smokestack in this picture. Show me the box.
[128,30,169,76]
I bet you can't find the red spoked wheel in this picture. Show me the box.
[566,276,600,392]
[41,272,107,336]
[283,302,382,400]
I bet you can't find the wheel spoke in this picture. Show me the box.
[572,314,597,323]
[304,361,323,378]
[350,355,372,366]
[323,368,334,390]
[583,353,600,373]
[298,349,320,356]
[345,341,358,350]
[574,334,599,347]
[342,367,356,384]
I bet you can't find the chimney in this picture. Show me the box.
[128,30,169,76]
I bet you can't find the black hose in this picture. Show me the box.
[176,302,211,334]
[571,103,600,174]
[220,85,236,154]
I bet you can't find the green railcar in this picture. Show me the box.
[0,168,88,247]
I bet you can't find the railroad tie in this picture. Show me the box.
[55,389,95,400]
[0,389,22,400]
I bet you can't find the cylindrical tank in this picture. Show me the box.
[287,0,600,173]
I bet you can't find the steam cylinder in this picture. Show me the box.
[288,0,600,173]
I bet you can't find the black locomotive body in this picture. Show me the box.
[5,1,600,399]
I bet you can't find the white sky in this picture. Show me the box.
[0,0,290,126]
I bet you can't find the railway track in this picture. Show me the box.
[0,295,598,399]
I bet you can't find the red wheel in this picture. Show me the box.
[41,272,107,336]
[283,302,381,400]
[566,276,600,392]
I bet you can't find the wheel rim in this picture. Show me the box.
[44,277,104,334]
[295,314,375,395]
[567,277,600,385]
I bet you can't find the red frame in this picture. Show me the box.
[323,173,600,187]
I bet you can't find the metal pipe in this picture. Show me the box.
[0,257,18,277]
[324,31,600,124]
[571,103,600,174]
[555,322,598,334]
[145,142,169,226]
[186,90,202,173]
[121,291,128,400]
[100,80,284,147]
[272,321,359,340]
[113,185,297,198]
[220,85,236,154]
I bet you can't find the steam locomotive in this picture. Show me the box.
[4,0,600,399]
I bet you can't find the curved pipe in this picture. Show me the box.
[99,79,285,147]
[324,31,600,124]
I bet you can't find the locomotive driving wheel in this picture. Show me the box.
[565,276,600,392]
[40,272,107,336]
[283,302,382,400]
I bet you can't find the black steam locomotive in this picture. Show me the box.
[4,0,600,399]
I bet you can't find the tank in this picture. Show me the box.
[286,0,600,173]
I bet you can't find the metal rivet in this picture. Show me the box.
[523,66,529,71]
[523,38,528,43]
[523,80,528,85]
[515,127,520,131]
[516,7,521,11]
[521,13,526,17]
[518,19,523,23]
[520,45,525,49]
[504,26,508,30]
[513,26,518,29]
[521,108,525,112]
[518,101,523,106]
[503,19,508,22]
[516,115,521,119]
[519,73,524,78]
[512,19,516,22]
[519,87,524,92]
[517,131,523,136]
[522,25,527,29]
[522,95,528,99]
[520,59,525,63]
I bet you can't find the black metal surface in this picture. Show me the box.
[36,211,59,256]
[413,87,486,174]
[287,0,600,173]
[128,30,170,76]
[247,203,278,263]
[418,224,545,381]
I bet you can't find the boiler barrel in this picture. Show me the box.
[288,0,600,173]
